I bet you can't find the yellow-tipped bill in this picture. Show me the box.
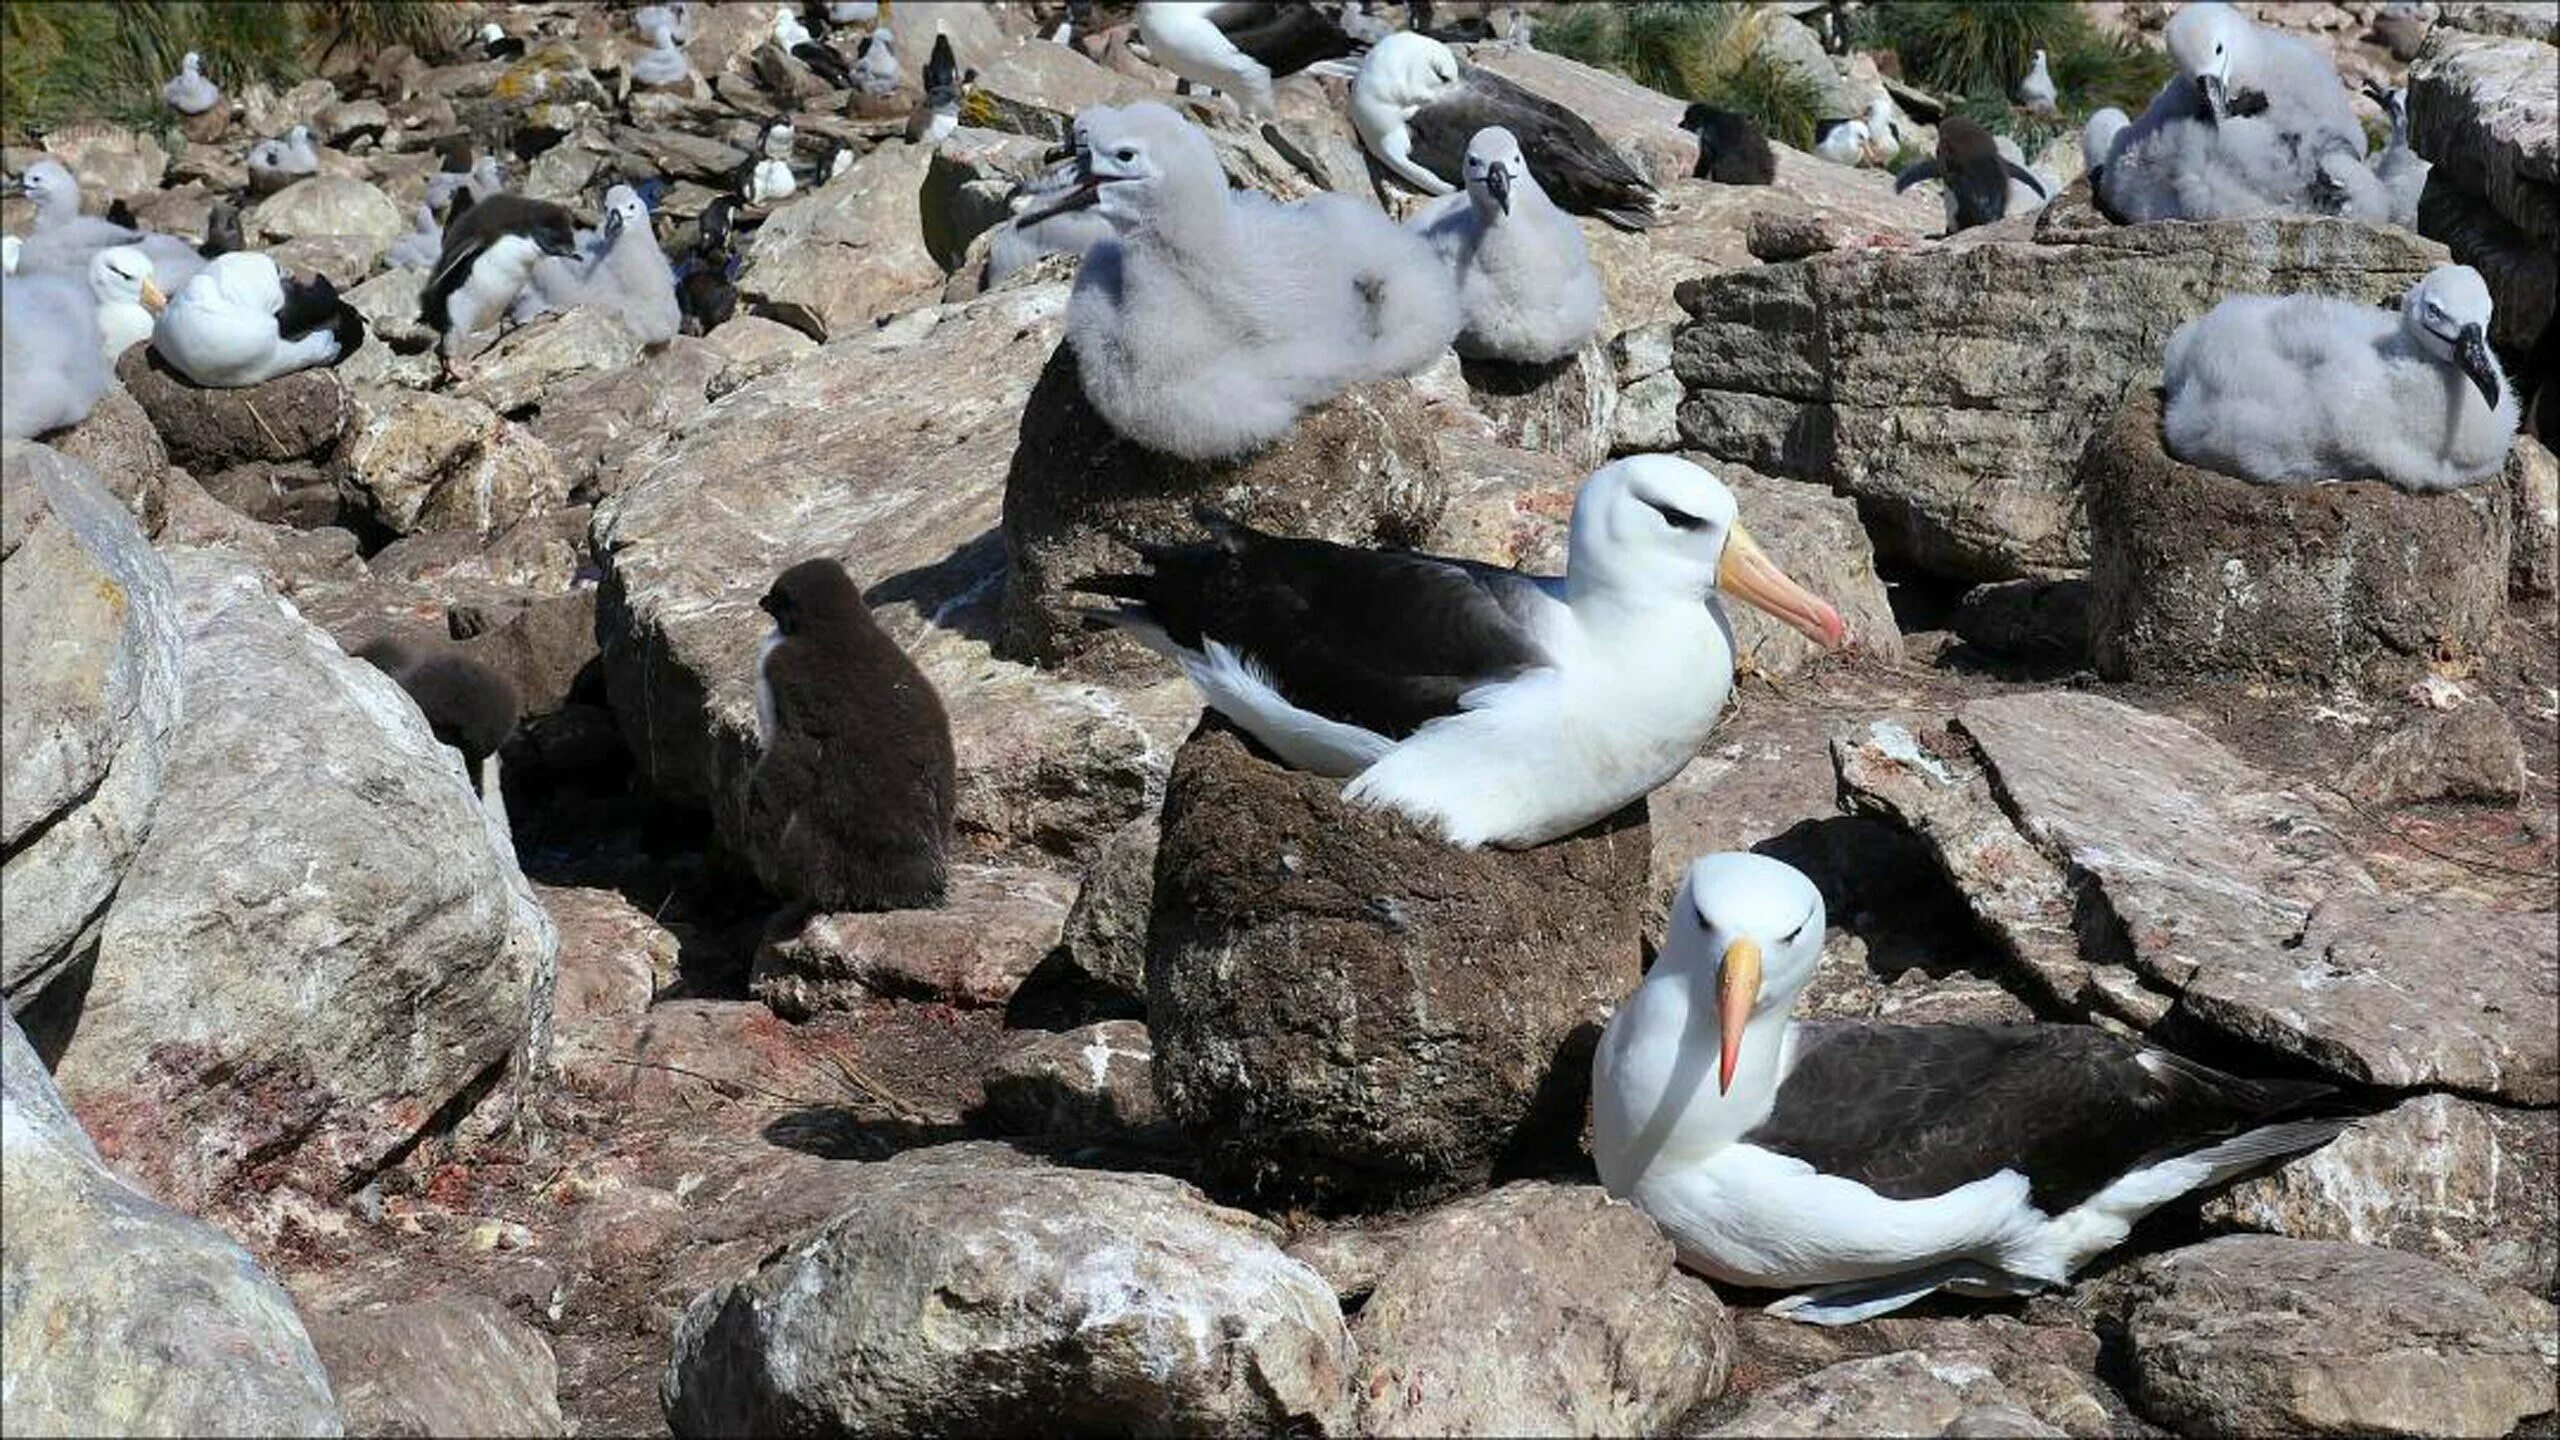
[1716,937,1762,1095]
[1717,525,1846,650]
[139,278,169,314]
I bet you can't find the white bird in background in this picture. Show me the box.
[1813,118,1869,168]
[1859,93,1904,162]
[1137,1,1279,119]
[1026,101,1460,460]
[1079,457,1847,848]
[2162,264,2518,492]
[162,50,221,115]
[387,203,444,271]
[631,27,695,89]
[2017,48,2057,116]
[1591,851,2345,1324]
[246,124,320,195]
[2363,81,2428,228]
[1410,126,1601,365]
[746,117,798,205]
[86,246,168,362]
[851,27,902,97]
[515,185,681,345]
[2080,107,2130,178]
[633,1,695,45]
[153,251,364,388]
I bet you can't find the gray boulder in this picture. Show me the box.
[339,387,572,539]
[1674,184,2445,580]
[2084,389,2511,685]
[1352,1183,1732,1434]
[661,1149,1355,1435]
[1,1012,341,1437]
[1147,723,1648,1206]
[737,141,945,341]
[0,443,184,1012]
[2105,1235,2554,1437]
[977,1019,1164,1142]
[48,551,556,1217]
[305,1295,562,1438]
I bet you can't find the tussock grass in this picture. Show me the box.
[1858,0,2172,144]
[1534,2,1825,151]
[1,1,448,139]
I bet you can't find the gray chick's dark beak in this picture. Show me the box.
[2456,323,2501,408]
[2196,73,2228,123]
[1484,164,1511,214]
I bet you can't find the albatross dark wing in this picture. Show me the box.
[277,272,366,355]
[1746,1022,2338,1213]
[1078,512,1552,739]
[1215,2,1363,77]
[1409,67,1659,229]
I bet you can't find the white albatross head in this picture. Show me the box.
[1462,126,1530,217]
[1014,101,1225,235]
[2167,1,2255,120]
[88,246,167,313]
[1354,30,1461,111]
[1565,456,1847,651]
[1668,851,1828,1094]
[2401,264,2503,408]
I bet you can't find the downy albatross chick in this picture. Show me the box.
[1593,851,2345,1324]
[2363,81,2427,228]
[163,51,221,115]
[420,193,582,371]
[153,252,364,388]
[246,125,320,196]
[2,160,204,293]
[2016,48,2057,116]
[516,185,681,344]
[0,268,113,440]
[1896,116,2049,233]
[1077,456,1846,848]
[1034,101,1459,460]
[1353,31,1656,230]
[850,26,901,98]
[748,558,956,912]
[1411,126,1601,364]
[630,27,695,89]
[2162,263,2518,491]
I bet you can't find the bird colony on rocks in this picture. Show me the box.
[1,2,2554,1437]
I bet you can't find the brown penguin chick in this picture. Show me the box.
[1894,115,2048,234]
[356,636,522,792]
[745,558,956,912]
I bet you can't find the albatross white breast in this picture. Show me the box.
[1077,455,1847,848]
[1592,851,2351,1324]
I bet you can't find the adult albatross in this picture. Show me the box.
[1351,30,1657,230]
[1593,851,2350,1323]
[1077,455,1845,848]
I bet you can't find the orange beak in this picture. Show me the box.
[1715,937,1762,1095]
[139,278,169,314]
[1718,525,1846,650]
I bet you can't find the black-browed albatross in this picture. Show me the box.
[1593,850,2351,1323]
[1078,455,1846,849]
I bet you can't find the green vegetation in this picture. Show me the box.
[1,1,448,138]
[1856,1,2172,144]
[1533,2,1825,150]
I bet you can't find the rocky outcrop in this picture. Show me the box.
[997,346,1447,668]
[662,1148,1354,1435]
[1147,723,1648,1207]
[339,388,572,539]
[1835,694,2558,1100]
[249,175,408,272]
[737,141,944,341]
[1351,1183,1732,1434]
[2203,1094,2557,1295]
[1,443,185,1014]
[2,1012,341,1437]
[48,552,556,1217]
[2409,25,2557,350]
[2083,389,2512,685]
[2341,700,2529,806]
[1674,185,2445,580]
[304,1296,562,1438]
[2104,1236,2555,1438]
[456,306,646,416]
[593,281,1198,867]
[1703,1350,2087,1438]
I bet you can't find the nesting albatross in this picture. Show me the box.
[1411,126,1601,364]
[1593,851,2349,1323]
[1351,31,1656,230]
[1077,455,1846,848]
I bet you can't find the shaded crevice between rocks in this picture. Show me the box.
[0,756,115,868]
[340,1050,514,1197]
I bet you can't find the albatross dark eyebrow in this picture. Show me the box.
[1642,497,1707,531]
